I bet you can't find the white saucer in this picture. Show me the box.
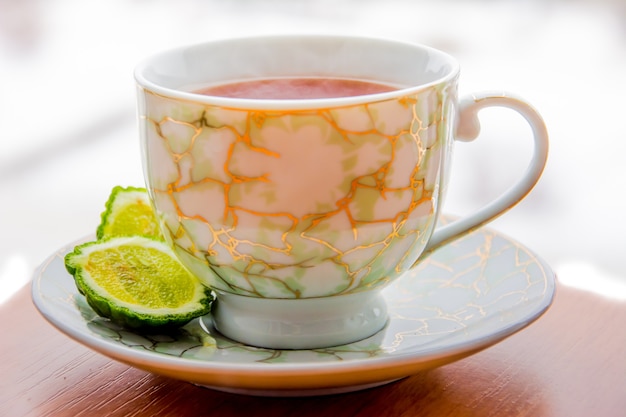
[32,223,555,396]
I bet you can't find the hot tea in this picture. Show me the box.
[195,77,398,99]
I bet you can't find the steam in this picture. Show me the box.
[169,36,454,94]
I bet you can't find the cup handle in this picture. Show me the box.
[422,91,549,255]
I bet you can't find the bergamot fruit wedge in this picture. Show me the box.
[65,236,213,330]
[96,186,161,240]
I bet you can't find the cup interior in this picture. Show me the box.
[134,35,459,108]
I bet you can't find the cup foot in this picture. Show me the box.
[211,290,388,349]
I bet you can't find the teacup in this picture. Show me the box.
[134,35,548,349]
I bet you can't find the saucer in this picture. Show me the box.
[32,223,555,396]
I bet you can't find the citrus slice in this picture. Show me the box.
[96,186,161,240]
[64,236,214,330]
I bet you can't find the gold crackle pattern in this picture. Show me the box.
[139,84,455,298]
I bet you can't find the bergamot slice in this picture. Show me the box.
[96,186,161,240]
[64,236,213,330]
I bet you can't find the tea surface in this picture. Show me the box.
[195,77,398,99]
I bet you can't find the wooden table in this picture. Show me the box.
[1,283,624,417]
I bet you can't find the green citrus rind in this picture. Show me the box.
[64,236,214,330]
[96,186,162,240]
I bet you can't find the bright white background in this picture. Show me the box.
[1,0,626,303]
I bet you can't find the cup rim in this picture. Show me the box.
[134,34,460,110]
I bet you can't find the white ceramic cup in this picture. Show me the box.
[134,35,548,349]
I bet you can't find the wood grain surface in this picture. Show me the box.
[1,283,624,417]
